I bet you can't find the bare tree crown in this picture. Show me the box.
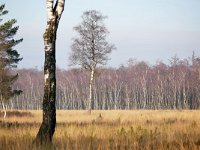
[70,10,115,71]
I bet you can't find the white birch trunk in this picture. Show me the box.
[88,68,95,111]
[2,102,7,121]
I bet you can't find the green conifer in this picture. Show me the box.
[0,4,22,108]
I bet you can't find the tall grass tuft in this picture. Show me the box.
[1,110,200,149]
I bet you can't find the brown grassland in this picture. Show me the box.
[1,110,200,150]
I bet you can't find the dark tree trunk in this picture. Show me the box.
[35,0,65,145]
[35,20,57,145]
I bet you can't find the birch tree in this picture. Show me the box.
[5,53,200,110]
[35,0,65,145]
[69,10,115,111]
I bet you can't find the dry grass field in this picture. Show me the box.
[1,110,200,150]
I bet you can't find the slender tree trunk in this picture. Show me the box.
[125,85,130,110]
[2,102,7,121]
[35,0,65,145]
[1,95,7,121]
[88,68,95,111]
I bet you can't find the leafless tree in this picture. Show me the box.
[69,10,115,111]
[6,53,200,110]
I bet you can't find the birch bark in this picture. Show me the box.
[88,68,95,111]
[35,0,65,145]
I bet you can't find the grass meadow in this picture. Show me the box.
[1,110,200,150]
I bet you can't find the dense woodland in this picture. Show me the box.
[4,54,199,110]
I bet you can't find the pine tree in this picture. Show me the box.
[0,4,22,119]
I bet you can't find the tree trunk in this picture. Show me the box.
[35,0,65,145]
[88,68,95,111]
[2,102,7,121]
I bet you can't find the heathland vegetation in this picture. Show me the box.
[1,110,200,149]
[1,1,200,148]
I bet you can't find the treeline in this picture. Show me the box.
[6,54,200,110]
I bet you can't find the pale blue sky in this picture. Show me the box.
[1,0,200,68]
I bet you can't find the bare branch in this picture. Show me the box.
[55,0,65,18]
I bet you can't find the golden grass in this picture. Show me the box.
[1,110,200,150]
